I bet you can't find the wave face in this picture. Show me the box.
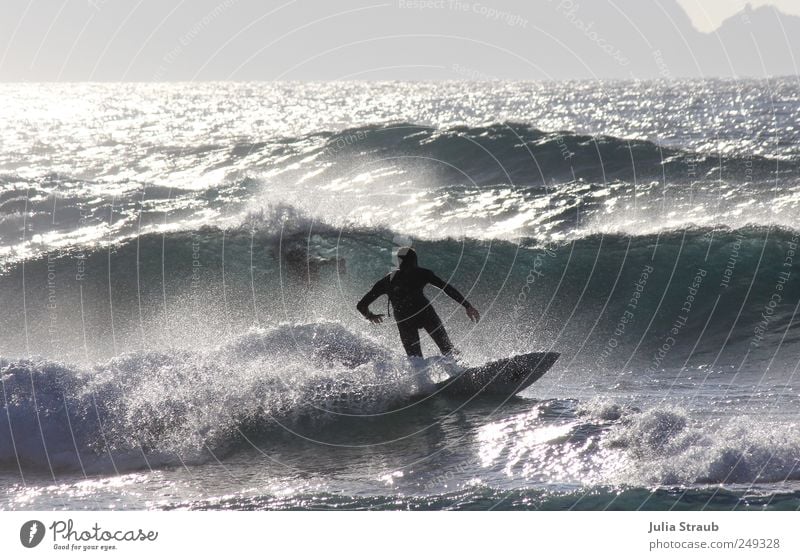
[3,220,799,371]
[2,81,800,510]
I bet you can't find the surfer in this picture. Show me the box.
[357,247,480,358]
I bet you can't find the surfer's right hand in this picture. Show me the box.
[367,313,384,324]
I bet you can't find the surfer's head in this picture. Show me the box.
[397,246,418,269]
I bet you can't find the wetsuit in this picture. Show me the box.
[357,264,472,358]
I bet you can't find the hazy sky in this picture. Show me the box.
[677,0,800,31]
[2,1,798,81]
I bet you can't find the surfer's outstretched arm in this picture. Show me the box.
[427,271,480,323]
[357,276,389,324]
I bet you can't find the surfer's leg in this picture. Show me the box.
[397,322,423,357]
[423,311,454,356]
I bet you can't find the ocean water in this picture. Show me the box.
[1,80,799,511]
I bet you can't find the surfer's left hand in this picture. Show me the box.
[465,305,480,323]
[367,313,384,324]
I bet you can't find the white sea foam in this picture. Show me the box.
[0,322,430,475]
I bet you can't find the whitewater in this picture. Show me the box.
[1,80,799,510]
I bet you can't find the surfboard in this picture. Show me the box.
[433,352,559,398]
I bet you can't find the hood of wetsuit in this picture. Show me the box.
[397,247,418,269]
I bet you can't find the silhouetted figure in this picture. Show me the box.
[357,247,480,357]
